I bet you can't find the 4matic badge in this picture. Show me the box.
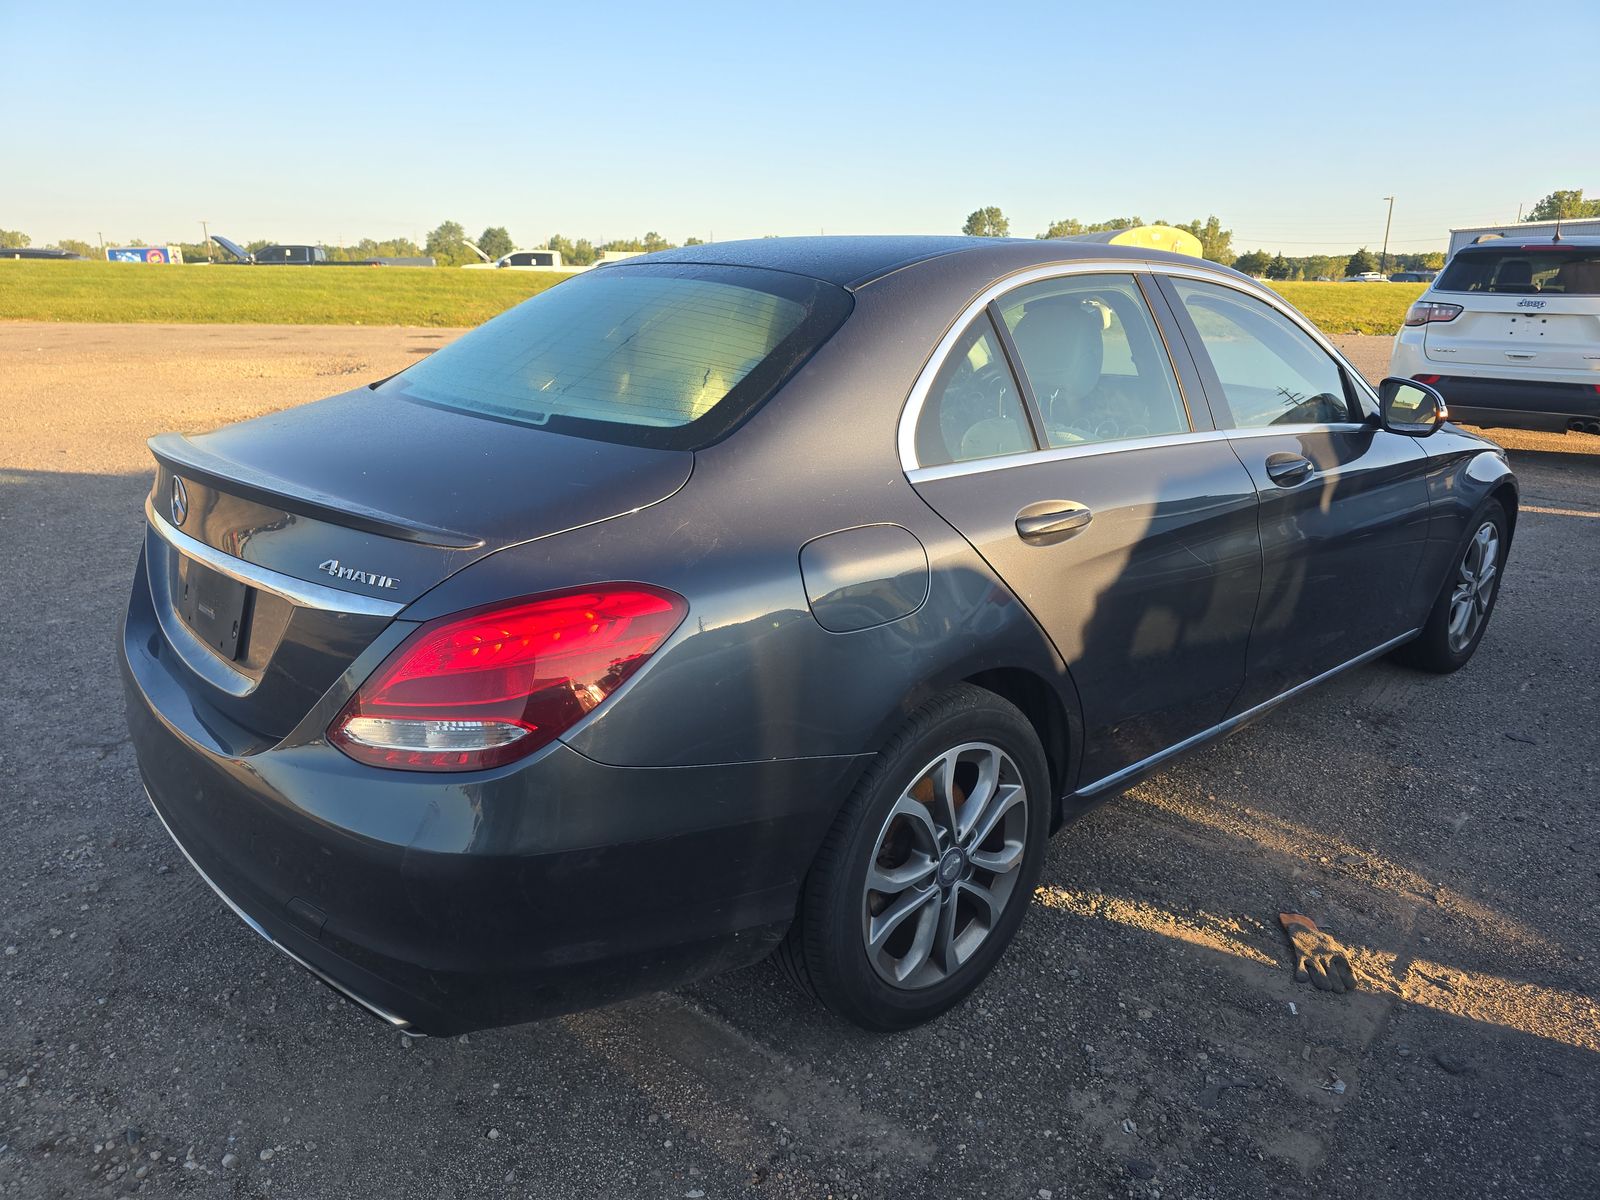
[317,559,400,590]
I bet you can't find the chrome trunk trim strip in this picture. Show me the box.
[145,497,405,618]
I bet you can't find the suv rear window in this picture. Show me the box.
[1435,247,1600,295]
[381,263,852,449]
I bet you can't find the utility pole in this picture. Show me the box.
[1380,196,1395,275]
[200,220,211,263]
[96,231,104,259]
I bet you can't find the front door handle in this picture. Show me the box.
[1265,453,1314,486]
[1015,501,1093,542]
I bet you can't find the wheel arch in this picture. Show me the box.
[1488,479,1519,546]
[961,666,1074,829]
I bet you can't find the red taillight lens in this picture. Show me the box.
[1403,301,1463,326]
[1413,374,1442,385]
[330,584,687,772]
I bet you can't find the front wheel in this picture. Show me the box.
[1395,500,1508,673]
[776,685,1051,1030]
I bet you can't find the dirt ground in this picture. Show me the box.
[1,323,1597,1200]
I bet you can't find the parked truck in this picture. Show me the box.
[210,236,434,267]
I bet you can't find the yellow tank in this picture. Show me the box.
[1060,224,1204,258]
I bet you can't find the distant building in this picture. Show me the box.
[1448,218,1600,258]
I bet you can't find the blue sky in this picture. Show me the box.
[4,0,1596,254]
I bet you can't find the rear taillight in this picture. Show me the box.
[1413,374,1442,385]
[1404,301,1463,326]
[330,584,687,772]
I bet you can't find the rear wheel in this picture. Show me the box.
[777,685,1051,1030]
[1396,500,1507,673]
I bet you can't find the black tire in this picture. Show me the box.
[1394,500,1508,674]
[776,684,1051,1030]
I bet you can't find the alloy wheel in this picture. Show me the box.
[1447,520,1500,653]
[860,742,1028,989]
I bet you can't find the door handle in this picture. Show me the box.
[1015,501,1093,542]
[1265,453,1314,486]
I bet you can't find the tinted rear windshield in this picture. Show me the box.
[1435,248,1600,295]
[381,262,853,449]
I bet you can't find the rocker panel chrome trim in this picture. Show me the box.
[1074,629,1420,798]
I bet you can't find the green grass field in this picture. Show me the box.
[0,260,1427,336]
[0,260,571,326]
[1267,281,1425,336]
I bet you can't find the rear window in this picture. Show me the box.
[381,263,853,449]
[1435,248,1600,295]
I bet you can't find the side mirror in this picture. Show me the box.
[1378,377,1447,436]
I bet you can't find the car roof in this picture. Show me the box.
[642,235,1239,290]
[1455,236,1600,251]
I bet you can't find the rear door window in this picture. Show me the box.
[914,317,1036,466]
[995,274,1189,447]
[1167,279,1353,429]
[382,263,852,449]
[1436,248,1600,295]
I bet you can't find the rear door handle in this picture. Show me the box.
[1265,453,1314,486]
[1015,501,1093,542]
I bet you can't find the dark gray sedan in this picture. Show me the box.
[120,237,1516,1033]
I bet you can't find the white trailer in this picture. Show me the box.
[1449,218,1600,259]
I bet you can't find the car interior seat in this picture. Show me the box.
[1551,260,1600,295]
[1496,259,1535,292]
[1009,299,1105,432]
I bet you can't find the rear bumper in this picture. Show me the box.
[143,792,416,1029]
[121,579,864,1035]
[1399,369,1600,431]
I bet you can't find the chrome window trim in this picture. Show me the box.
[906,429,1231,484]
[1224,421,1372,442]
[145,497,406,619]
[905,421,1379,485]
[897,260,1380,473]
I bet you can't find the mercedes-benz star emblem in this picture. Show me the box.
[170,476,189,527]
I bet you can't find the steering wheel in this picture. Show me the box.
[940,363,1017,449]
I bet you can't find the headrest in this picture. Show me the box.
[1009,298,1104,408]
[1497,259,1533,287]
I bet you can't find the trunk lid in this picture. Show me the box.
[143,387,692,742]
[210,234,253,263]
[1424,294,1600,373]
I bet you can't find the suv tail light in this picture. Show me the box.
[329,584,687,772]
[1404,301,1463,326]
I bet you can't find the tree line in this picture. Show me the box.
[961,207,1234,262]
[8,189,1593,267]
[960,187,1597,278]
[422,223,704,267]
[0,224,703,266]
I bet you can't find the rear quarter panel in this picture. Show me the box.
[400,262,1085,771]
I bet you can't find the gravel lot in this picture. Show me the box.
[2,324,1597,1200]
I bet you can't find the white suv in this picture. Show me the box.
[1389,236,1600,433]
